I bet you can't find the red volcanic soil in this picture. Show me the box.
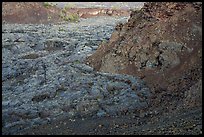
[2,2,130,24]
[86,2,202,112]
[2,2,62,24]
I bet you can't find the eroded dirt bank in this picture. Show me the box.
[86,2,202,111]
[2,2,130,24]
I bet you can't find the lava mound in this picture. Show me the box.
[86,2,202,108]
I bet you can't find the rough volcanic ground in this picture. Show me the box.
[2,16,152,135]
[2,2,61,24]
[86,2,202,110]
[16,106,202,135]
[85,2,202,135]
[2,2,130,24]
[2,2,202,135]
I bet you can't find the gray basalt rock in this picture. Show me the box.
[2,16,151,135]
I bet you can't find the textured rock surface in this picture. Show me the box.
[86,2,202,108]
[2,2,130,24]
[86,3,202,135]
[2,16,151,135]
[2,2,62,24]
[2,2,202,135]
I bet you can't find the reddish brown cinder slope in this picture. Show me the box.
[86,2,202,109]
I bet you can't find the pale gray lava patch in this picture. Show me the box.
[2,16,151,135]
